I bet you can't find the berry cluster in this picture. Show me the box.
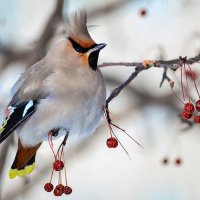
[181,101,200,122]
[162,157,182,166]
[44,182,72,196]
[173,57,200,123]
[44,132,72,196]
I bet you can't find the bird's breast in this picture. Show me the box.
[18,67,106,146]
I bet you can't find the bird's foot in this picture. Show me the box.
[50,128,60,137]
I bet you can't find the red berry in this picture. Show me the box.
[106,137,118,148]
[139,8,147,17]
[64,186,72,195]
[185,70,197,80]
[175,158,182,166]
[44,183,54,192]
[53,160,64,171]
[54,188,62,196]
[181,110,192,120]
[184,102,195,113]
[194,115,200,123]
[56,184,65,191]
[53,184,64,196]
[196,100,200,112]
[162,158,169,165]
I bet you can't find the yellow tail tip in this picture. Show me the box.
[25,163,35,174]
[9,169,18,179]
[17,169,26,177]
[8,163,35,179]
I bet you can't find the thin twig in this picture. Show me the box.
[106,67,144,105]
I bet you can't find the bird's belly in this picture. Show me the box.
[18,97,104,147]
[18,68,106,147]
[62,99,103,136]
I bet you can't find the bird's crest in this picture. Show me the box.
[66,10,95,48]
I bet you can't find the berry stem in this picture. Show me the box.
[64,164,68,186]
[48,132,57,160]
[171,88,185,105]
[49,168,55,183]
[184,63,191,102]
[61,147,68,186]
[103,106,116,120]
[62,153,68,186]
[112,132,131,160]
[187,63,200,99]
[58,171,62,185]
[56,133,69,160]
[110,122,143,148]
[180,65,185,101]
[59,146,64,161]
[103,108,113,138]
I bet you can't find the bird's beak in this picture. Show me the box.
[87,43,106,70]
[88,43,107,54]
[95,43,107,51]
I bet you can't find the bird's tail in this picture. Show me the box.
[9,139,41,179]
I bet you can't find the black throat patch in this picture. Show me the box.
[88,51,100,71]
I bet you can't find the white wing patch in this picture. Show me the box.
[7,106,16,116]
[22,101,34,117]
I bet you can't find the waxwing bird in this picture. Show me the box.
[0,10,106,179]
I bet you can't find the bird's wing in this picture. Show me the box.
[0,58,53,143]
[9,58,52,106]
[0,100,38,143]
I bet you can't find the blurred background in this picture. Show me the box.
[1,0,200,199]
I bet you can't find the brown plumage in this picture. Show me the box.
[12,139,41,170]
[8,140,41,179]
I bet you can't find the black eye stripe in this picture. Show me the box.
[68,37,96,53]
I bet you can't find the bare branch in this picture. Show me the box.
[99,62,143,68]
[106,67,144,105]
[99,54,200,70]
[101,54,200,107]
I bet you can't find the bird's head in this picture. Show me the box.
[62,10,106,70]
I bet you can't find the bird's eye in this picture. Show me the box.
[74,45,84,53]
[68,37,87,53]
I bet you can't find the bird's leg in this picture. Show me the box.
[50,128,60,137]
[47,129,69,161]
